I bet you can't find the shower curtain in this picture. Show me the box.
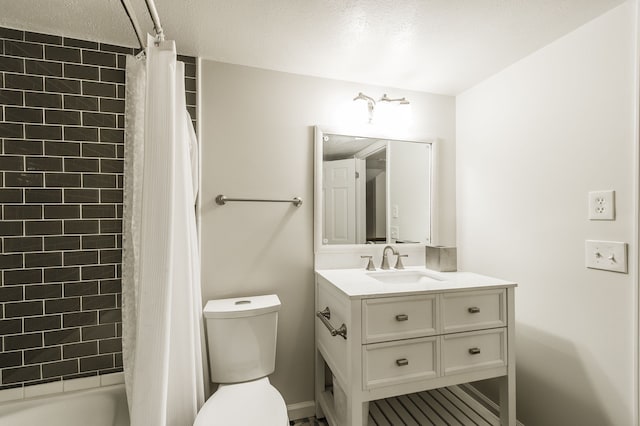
[122,35,204,426]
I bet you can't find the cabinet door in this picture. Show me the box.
[442,289,505,333]
[363,295,438,344]
[363,336,439,389]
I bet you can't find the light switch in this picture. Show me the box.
[585,240,627,273]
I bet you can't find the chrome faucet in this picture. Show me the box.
[395,254,408,270]
[380,245,398,270]
[360,255,376,271]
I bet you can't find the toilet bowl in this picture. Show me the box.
[193,377,288,426]
[193,294,288,425]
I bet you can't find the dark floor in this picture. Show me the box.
[290,416,329,425]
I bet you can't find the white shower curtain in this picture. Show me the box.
[122,35,205,426]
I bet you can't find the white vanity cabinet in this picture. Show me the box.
[314,269,516,426]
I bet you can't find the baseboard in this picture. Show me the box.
[287,400,316,421]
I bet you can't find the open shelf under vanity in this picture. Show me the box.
[320,384,524,426]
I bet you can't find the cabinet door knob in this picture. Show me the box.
[468,307,480,314]
[396,358,409,366]
[395,314,408,321]
[468,347,481,355]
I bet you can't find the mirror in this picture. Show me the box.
[314,127,434,249]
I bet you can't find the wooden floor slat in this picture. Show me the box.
[368,413,376,426]
[429,389,477,424]
[397,394,435,426]
[407,392,448,426]
[388,397,420,426]
[422,391,463,425]
[441,387,494,426]
[376,399,405,425]
[369,400,391,426]
[363,385,510,426]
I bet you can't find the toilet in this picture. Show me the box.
[194,294,289,426]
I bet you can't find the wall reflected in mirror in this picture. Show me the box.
[321,132,432,246]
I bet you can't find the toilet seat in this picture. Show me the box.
[193,377,288,426]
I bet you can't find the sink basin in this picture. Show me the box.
[366,270,443,285]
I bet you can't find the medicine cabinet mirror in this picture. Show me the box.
[314,126,435,252]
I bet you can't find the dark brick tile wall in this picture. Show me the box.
[0,27,197,389]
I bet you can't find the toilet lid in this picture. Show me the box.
[194,378,288,426]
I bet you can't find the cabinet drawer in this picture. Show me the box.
[442,328,506,375]
[363,336,438,389]
[362,295,437,344]
[442,289,505,333]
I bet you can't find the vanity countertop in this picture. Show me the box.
[315,266,516,299]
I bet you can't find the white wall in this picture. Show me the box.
[199,61,456,406]
[456,2,637,425]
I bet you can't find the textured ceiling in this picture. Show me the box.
[0,0,627,94]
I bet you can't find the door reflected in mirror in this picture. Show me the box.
[320,131,432,246]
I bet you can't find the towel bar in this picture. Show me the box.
[316,307,347,340]
[215,195,302,207]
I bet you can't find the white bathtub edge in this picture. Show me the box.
[63,375,100,392]
[24,381,63,399]
[0,387,23,404]
[0,372,125,404]
[100,372,124,387]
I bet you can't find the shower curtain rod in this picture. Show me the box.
[119,0,165,52]
[120,0,145,51]
[143,0,165,41]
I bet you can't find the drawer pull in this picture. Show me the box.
[395,314,409,321]
[395,358,409,367]
[468,307,480,314]
[316,307,347,339]
[468,347,481,355]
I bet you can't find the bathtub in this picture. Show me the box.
[0,383,129,426]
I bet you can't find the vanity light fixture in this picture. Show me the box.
[353,92,376,123]
[352,92,411,124]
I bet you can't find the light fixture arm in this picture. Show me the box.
[353,92,376,123]
[353,92,376,104]
[379,93,410,104]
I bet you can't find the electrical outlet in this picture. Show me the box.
[585,240,627,273]
[588,190,615,220]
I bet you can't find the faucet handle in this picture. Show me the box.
[395,254,408,270]
[360,255,375,271]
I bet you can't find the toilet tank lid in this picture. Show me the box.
[204,294,281,319]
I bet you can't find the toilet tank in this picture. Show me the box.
[203,294,280,384]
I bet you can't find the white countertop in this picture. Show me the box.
[315,266,517,299]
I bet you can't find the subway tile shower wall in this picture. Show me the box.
[0,27,197,389]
